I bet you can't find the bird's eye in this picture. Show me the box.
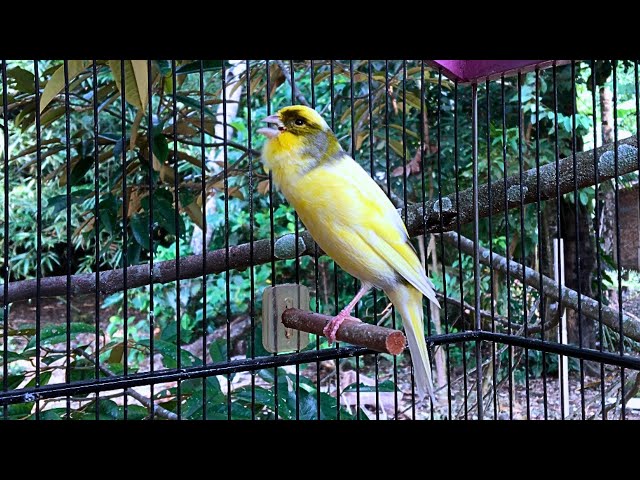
[294,119,304,126]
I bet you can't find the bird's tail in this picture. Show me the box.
[386,284,435,403]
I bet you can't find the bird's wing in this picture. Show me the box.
[316,156,438,306]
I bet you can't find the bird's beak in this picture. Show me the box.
[257,114,285,139]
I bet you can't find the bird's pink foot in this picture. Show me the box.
[323,311,361,344]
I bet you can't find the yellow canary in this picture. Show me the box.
[258,105,440,401]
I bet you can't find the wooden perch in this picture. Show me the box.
[442,231,640,343]
[281,308,406,355]
[0,137,637,304]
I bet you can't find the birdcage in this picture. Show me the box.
[1,59,638,420]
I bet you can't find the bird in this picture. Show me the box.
[257,105,440,401]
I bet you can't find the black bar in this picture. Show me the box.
[453,79,468,420]
[349,59,362,419]
[501,74,513,420]
[534,67,548,419]
[367,59,381,420]
[63,60,72,418]
[571,60,586,419]
[516,71,530,419]
[246,60,256,420]
[552,63,565,419]
[147,59,156,420]
[171,59,181,419]
[2,59,9,420]
[592,59,606,419]
[2,330,638,407]
[612,61,626,420]
[34,60,42,419]
[119,59,129,418]
[485,77,498,419]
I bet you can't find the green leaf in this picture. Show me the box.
[138,339,202,369]
[176,60,222,75]
[8,67,35,93]
[130,213,150,250]
[174,95,217,119]
[109,60,148,112]
[0,351,27,366]
[152,131,169,163]
[4,374,26,390]
[209,338,227,363]
[39,60,91,113]
[26,323,95,349]
[342,379,396,393]
[70,155,94,186]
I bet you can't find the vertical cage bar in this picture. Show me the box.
[401,60,417,418]
[330,60,341,420]
[63,60,72,418]
[2,60,9,420]
[289,59,301,421]
[92,59,101,419]
[420,60,434,419]
[592,59,606,419]
[265,58,279,420]
[119,60,129,418]
[517,71,530,419]
[198,61,208,420]
[222,60,232,420]
[310,59,321,421]
[471,82,484,420]
[612,61,626,420]
[571,60,586,419]
[246,60,256,420]
[534,67,548,419]
[436,68,452,418]
[453,79,468,420]
[171,59,182,419]
[349,59,362,419]
[552,63,566,419]
[501,75,514,419]
[486,77,498,419]
[384,59,399,420]
[147,59,156,419]
[34,59,42,419]
[367,59,381,420]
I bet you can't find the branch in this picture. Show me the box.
[408,138,638,235]
[1,138,637,304]
[442,231,640,343]
[275,60,311,107]
[281,308,406,355]
[0,231,320,304]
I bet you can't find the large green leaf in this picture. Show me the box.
[108,60,148,112]
[25,323,95,349]
[39,60,91,113]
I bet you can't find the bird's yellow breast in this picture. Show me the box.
[271,154,401,288]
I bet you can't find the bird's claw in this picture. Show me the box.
[322,312,361,344]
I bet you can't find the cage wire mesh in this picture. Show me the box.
[0,59,639,420]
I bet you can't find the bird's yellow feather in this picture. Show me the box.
[259,105,439,400]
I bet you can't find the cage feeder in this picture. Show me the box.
[262,283,311,353]
[427,60,571,83]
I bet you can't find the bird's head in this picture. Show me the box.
[257,106,343,174]
[258,105,330,139]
